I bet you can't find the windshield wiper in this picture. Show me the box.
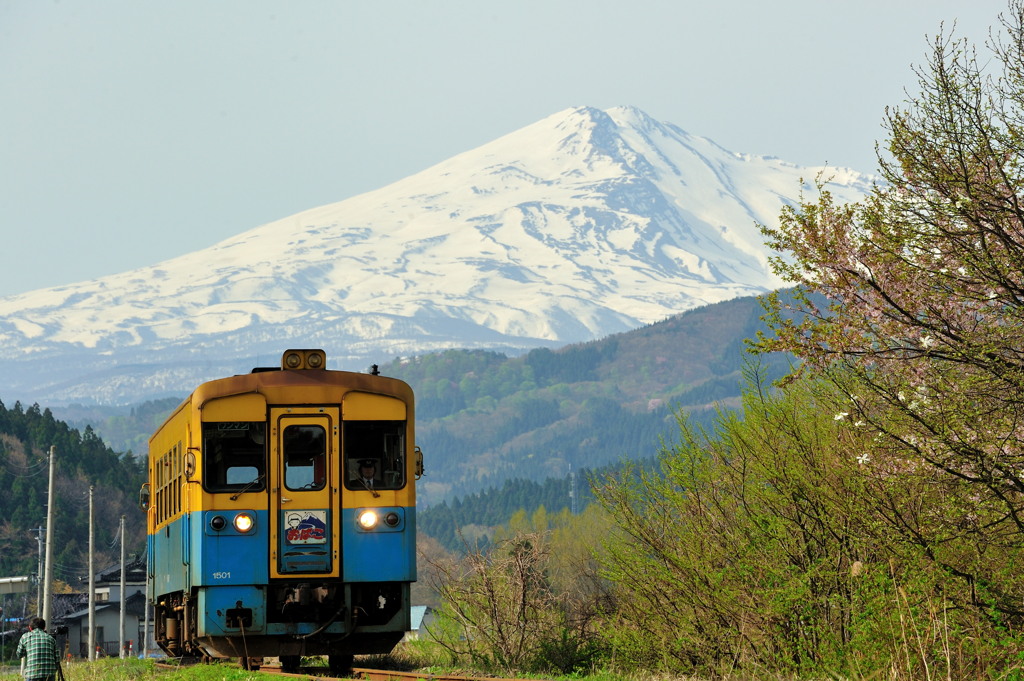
[357,477,380,498]
[230,473,265,501]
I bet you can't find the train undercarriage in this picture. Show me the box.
[154,581,407,673]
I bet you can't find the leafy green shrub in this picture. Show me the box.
[594,371,1024,678]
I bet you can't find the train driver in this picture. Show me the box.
[356,459,378,489]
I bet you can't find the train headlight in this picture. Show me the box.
[384,511,401,528]
[210,515,227,531]
[357,509,379,530]
[233,512,255,533]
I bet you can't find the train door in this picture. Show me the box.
[268,407,340,578]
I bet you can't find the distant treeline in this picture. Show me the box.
[418,458,660,552]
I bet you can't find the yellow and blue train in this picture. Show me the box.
[141,349,421,672]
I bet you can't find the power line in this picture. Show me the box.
[1,458,48,477]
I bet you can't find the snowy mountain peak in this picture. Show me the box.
[0,106,874,405]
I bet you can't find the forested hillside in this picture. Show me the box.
[381,294,792,503]
[57,397,182,455]
[0,400,146,585]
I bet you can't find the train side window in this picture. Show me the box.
[283,424,327,491]
[203,422,267,493]
[343,421,405,491]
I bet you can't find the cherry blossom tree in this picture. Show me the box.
[758,2,1024,616]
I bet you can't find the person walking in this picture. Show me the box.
[16,617,63,681]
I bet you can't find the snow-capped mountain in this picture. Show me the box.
[0,106,873,405]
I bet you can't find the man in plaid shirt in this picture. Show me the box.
[16,617,62,681]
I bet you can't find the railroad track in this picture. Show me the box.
[157,660,525,681]
[266,666,522,681]
[360,668,521,681]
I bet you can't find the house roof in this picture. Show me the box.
[61,592,149,623]
[95,558,147,585]
[52,593,90,621]
[63,603,117,621]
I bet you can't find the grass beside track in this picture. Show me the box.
[0,658,278,681]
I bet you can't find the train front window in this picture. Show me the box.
[283,424,327,491]
[203,422,266,493]
[344,421,405,490]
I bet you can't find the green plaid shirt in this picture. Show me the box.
[16,628,60,680]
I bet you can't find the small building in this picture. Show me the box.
[61,559,157,658]
[63,591,151,657]
[405,605,438,641]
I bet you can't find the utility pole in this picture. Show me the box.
[30,528,43,617]
[88,486,96,661]
[42,445,55,625]
[142,564,150,659]
[119,515,126,659]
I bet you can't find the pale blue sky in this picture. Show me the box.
[0,0,1009,297]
